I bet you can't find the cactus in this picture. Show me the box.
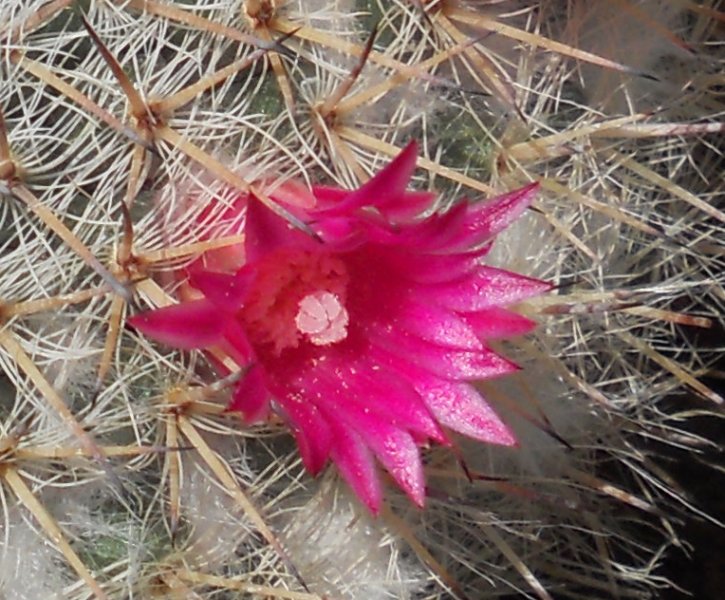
[0,1,722,599]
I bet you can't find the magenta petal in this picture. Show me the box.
[288,363,430,505]
[218,319,255,368]
[320,141,418,216]
[311,185,349,210]
[311,358,447,444]
[452,183,539,250]
[313,215,364,249]
[395,300,483,351]
[268,179,317,209]
[281,400,332,476]
[128,300,224,349]
[416,377,517,446]
[378,190,436,221]
[362,202,468,250]
[228,364,270,423]
[369,330,519,381]
[385,251,482,284]
[188,269,252,312]
[266,363,333,475]
[243,196,289,260]
[463,308,538,339]
[419,268,552,312]
[244,195,316,261]
[320,405,383,513]
[358,376,448,444]
[344,410,425,507]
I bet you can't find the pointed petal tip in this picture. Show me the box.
[366,500,381,516]
[460,416,518,447]
[127,300,225,350]
[227,364,271,423]
[305,457,328,478]
[269,178,318,210]
[318,140,420,218]
[503,181,540,206]
[400,139,418,160]
[463,307,539,339]
[355,477,383,515]
[450,181,541,249]
[324,416,383,513]
[489,423,518,447]
[188,269,251,311]
[409,485,426,509]
[418,268,552,313]
[287,406,333,477]
[418,379,519,446]
[540,279,556,292]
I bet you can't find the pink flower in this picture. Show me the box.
[129,142,550,513]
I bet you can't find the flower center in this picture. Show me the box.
[240,250,350,354]
[295,290,349,346]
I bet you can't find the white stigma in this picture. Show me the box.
[295,291,349,346]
